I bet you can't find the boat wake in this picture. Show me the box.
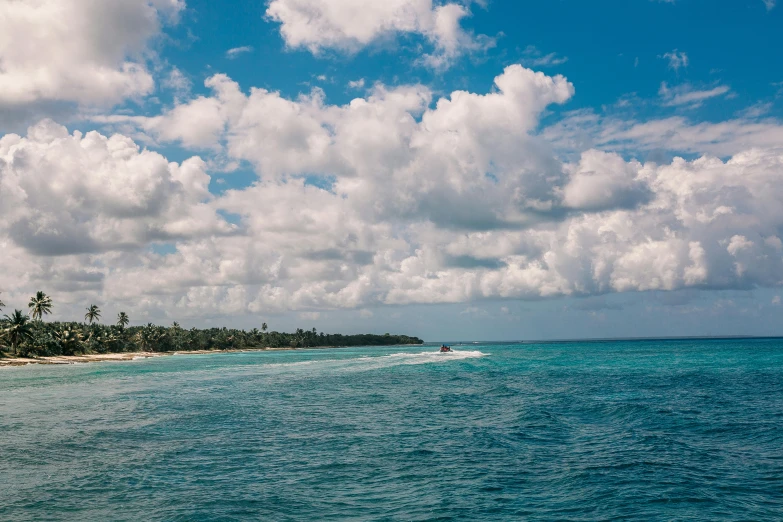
[257,350,488,375]
[368,350,487,365]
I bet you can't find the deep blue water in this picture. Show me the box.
[1,339,782,521]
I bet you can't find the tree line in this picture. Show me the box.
[0,291,423,357]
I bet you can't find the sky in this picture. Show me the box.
[1,0,783,341]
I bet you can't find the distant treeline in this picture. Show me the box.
[0,321,424,357]
[0,291,423,357]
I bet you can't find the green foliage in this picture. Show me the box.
[0,312,423,358]
[27,325,61,356]
[54,326,85,356]
[2,310,35,355]
[135,323,170,353]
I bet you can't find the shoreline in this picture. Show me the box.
[0,348,282,367]
[0,344,423,368]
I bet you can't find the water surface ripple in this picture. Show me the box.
[1,339,782,520]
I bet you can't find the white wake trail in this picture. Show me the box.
[340,350,488,372]
[258,350,488,374]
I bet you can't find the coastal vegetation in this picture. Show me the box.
[0,291,423,358]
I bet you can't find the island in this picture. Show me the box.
[0,292,424,366]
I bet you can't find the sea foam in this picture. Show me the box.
[255,349,488,374]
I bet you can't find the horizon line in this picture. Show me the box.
[426,335,783,344]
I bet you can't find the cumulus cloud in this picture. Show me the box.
[561,150,650,211]
[5,64,783,322]
[95,74,246,150]
[0,0,184,107]
[265,0,494,69]
[115,147,783,314]
[0,119,234,257]
[2,2,782,328]
[106,65,576,228]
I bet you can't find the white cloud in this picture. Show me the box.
[226,46,254,59]
[543,110,783,158]
[162,67,192,99]
[110,65,576,233]
[736,102,773,119]
[7,66,783,322]
[763,0,776,10]
[0,0,184,107]
[659,82,731,107]
[661,50,689,71]
[265,0,494,69]
[561,150,650,211]
[95,74,245,150]
[521,46,568,67]
[348,78,366,89]
[0,119,233,257]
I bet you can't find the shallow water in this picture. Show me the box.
[1,339,782,520]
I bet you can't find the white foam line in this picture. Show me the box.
[257,350,488,373]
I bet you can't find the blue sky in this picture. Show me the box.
[149,0,783,174]
[1,0,783,340]
[163,0,783,116]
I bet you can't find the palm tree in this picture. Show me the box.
[0,291,5,311]
[85,304,101,324]
[137,323,166,352]
[262,322,268,333]
[2,310,34,354]
[28,291,52,321]
[54,327,84,356]
[117,312,129,329]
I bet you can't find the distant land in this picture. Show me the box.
[0,320,424,360]
[0,299,422,365]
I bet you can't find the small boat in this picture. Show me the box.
[440,345,452,353]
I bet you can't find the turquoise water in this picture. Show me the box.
[1,339,782,520]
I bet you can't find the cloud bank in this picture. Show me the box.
[2,64,782,321]
[1,2,782,326]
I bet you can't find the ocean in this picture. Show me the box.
[1,339,781,520]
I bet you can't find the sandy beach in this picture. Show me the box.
[0,347,298,367]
